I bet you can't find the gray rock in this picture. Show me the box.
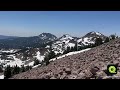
[50,77,57,79]
[65,68,71,75]
[96,71,107,78]
[68,75,77,79]
[77,72,85,79]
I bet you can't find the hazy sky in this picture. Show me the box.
[0,11,120,37]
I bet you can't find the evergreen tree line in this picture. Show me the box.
[4,65,32,79]
[0,65,3,73]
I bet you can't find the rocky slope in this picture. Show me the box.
[10,38,120,79]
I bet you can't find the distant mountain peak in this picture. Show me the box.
[60,34,73,40]
[39,32,54,36]
[84,31,104,37]
[62,34,71,37]
[90,31,102,35]
[39,33,57,41]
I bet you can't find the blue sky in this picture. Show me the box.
[0,11,120,37]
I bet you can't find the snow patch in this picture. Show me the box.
[4,56,24,67]
[34,51,45,62]
[32,64,41,68]
[67,43,75,48]
[50,48,91,62]
[45,45,50,48]
[95,32,102,36]
[27,61,34,66]
[91,31,102,36]
[0,75,4,79]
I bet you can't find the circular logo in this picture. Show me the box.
[108,66,116,74]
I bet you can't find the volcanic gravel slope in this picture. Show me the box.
[11,38,120,79]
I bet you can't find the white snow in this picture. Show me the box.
[4,56,24,67]
[35,51,45,62]
[84,37,89,42]
[77,38,82,43]
[91,31,102,36]
[95,32,102,36]
[27,61,34,66]
[45,45,50,48]
[67,43,75,48]
[0,75,4,79]
[0,49,18,53]
[52,34,75,54]
[60,34,73,40]
[77,37,95,46]
[54,51,60,54]
[32,64,41,68]
[50,48,91,62]
[41,34,47,40]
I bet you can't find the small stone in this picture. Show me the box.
[113,54,118,58]
[65,68,71,75]
[68,75,77,79]
[50,77,56,79]
[72,70,78,75]
[96,71,107,78]
[59,71,63,75]
[77,72,85,79]
[60,73,67,79]
[90,66,99,75]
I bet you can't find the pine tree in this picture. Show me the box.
[12,65,20,75]
[44,55,50,66]
[116,36,119,38]
[78,46,82,51]
[25,66,32,71]
[74,42,77,51]
[63,49,67,54]
[4,65,12,79]
[110,34,116,40]
[0,65,3,73]
[95,37,103,46]
[48,50,56,59]
[34,59,40,66]
[70,47,74,52]
[56,53,61,57]
[67,47,71,53]
[104,37,110,43]
[21,65,25,72]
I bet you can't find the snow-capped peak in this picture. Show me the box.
[90,31,102,36]
[39,33,57,40]
[83,31,104,38]
[60,34,73,40]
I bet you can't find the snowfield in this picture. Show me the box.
[32,64,41,68]
[0,49,19,53]
[67,43,75,48]
[60,34,73,41]
[50,48,91,62]
[77,37,95,46]
[0,75,4,79]
[4,56,24,67]
[52,34,76,54]
[1,51,46,68]
[34,51,45,62]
